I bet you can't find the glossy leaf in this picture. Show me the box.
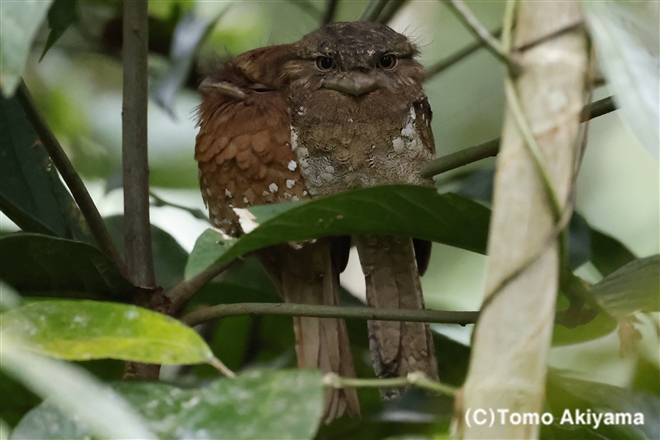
[186,185,491,278]
[2,337,155,440]
[0,233,133,299]
[104,215,188,290]
[39,0,78,61]
[584,1,660,157]
[0,1,53,97]
[13,369,324,440]
[1,300,213,365]
[0,95,91,242]
[592,254,660,319]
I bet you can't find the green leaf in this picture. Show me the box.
[590,228,637,277]
[39,0,78,61]
[0,95,91,242]
[547,373,659,440]
[0,1,53,97]
[1,300,213,365]
[584,1,660,157]
[0,233,133,299]
[1,337,155,439]
[104,215,188,290]
[13,369,324,440]
[186,185,491,278]
[592,255,659,319]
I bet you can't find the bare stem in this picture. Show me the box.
[122,0,155,288]
[376,0,407,24]
[166,261,232,311]
[324,371,456,395]
[208,356,236,378]
[182,303,479,328]
[15,81,131,281]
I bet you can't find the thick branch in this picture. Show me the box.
[122,0,154,288]
[182,303,479,328]
[421,96,616,178]
[16,82,130,281]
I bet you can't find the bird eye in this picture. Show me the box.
[315,56,334,71]
[378,54,397,69]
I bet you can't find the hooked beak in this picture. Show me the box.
[323,72,379,97]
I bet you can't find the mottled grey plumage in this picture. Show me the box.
[284,22,439,396]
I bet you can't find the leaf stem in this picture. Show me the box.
[208,356,236,378]
[15,81,131,282]
[182,303,479,327]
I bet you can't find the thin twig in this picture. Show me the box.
[323,371,456,395]
[360,0,389,21]
[182,303,479,327]
[376,0,407,24]
[425,27,503,80]
[421,96,616,178]
[150,191,210,223]
[441,0,520,75]
[287,0,321,21]
[15,81,131,282]
[166,261,232,310]
[322,0,340,24]
[123,0,155,287]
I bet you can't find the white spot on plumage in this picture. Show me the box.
[392,137,404,154]
[324,165,335,174]
[288,160,297,171]
[292,196,300,202]
[269,183,279,193]
[205,188,211,196]
[409,106,417,120]
[286,179,296,189]
[262,191,269,196]
[243,197,249,204]
[225,189,232,198]
[234,208,259,233]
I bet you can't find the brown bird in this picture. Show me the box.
[195,21,438,417]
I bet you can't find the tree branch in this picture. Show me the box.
[15,81,131,281]
[182,303,479,328]
[421,96,617,178]
[122,0,154,288]
[166,261,232,311]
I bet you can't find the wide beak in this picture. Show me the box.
[323,72,379,96]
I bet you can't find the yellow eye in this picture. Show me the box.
[378,54,397,69]
[315,56,334,70]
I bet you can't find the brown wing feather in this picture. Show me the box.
[196,47,306,236]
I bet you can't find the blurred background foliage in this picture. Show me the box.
[1,0,658,438]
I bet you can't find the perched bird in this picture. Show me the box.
[195,21,438,418]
